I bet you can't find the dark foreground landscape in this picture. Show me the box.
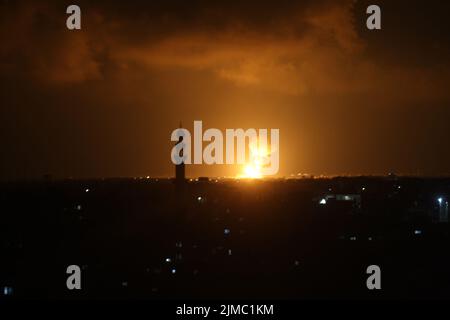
[1,176,450,300]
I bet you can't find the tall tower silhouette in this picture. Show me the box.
[175,122,186,184]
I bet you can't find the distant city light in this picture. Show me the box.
[319,198,327,205]
[228,249,232,256]
[438,197,443,205]
[362,187,366,191]
[3,286,13,296]
[224,228,230,235]
[85,188,89,193]
[414,230,422,235]
[165,258,171,263]
[171,268,176,274]
[350,236,357,241]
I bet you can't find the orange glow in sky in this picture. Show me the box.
[237,142,270,179]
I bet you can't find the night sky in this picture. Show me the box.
[1,0,450,180]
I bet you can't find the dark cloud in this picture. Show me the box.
[2,0,450,99]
